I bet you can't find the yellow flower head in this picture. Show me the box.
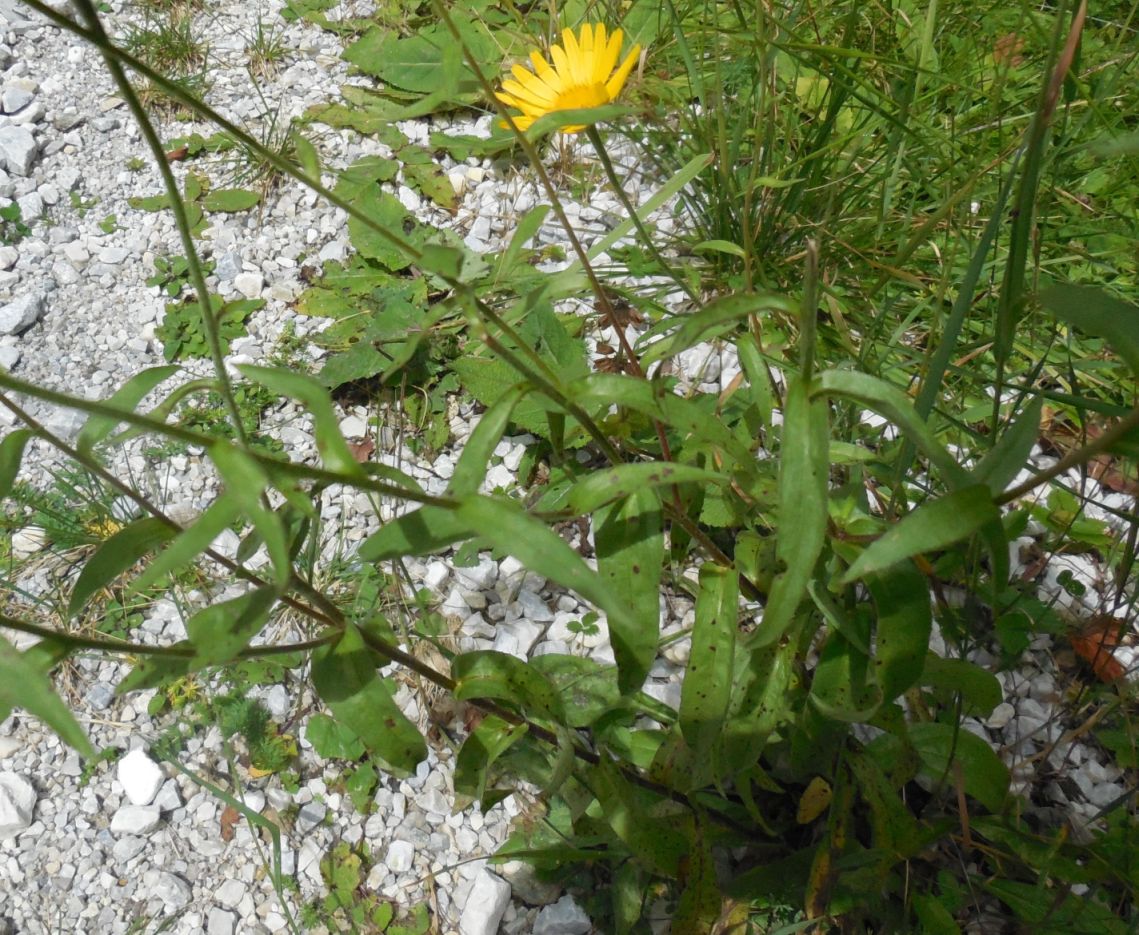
[496,23,642,133]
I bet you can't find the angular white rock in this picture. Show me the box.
[386,839,415,872]
[208,908,236,935]
[0,125,37,175]
[10,525,48,558]
[144,869,192,910]
[110,804,161,834]
[0,294,44,336]
[533,894,592,935]
[117,749,165,806]
[234,271,264,298]
[459,869,511,935]
[0,771,36,836]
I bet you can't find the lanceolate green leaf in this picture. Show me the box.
[1040,284,1139,378]
[451,650,565,723]
[0,634,93,757]
[312,625,426,776]
[454,714,528,807]
[679,564,737,757]
[908,722,1009,813]
[186,587,279,666]
[237,365,365,478]
[495,205,551,280]
[593,489,664,695]
[751,376,829,645]
[840,485,1000,585]
[567,462,724,515]
[210,442,290,588]
[814,370,970,488]
[130,497,240,594]
[448,384,529,497]
[0,428,33,499]
[69,517,178,617]
[76,365,179,457]
[452,495,645,693]
[200,188,260,212]
[866,562,931,701]
[356,504,474,561]
[973,397,1043,495]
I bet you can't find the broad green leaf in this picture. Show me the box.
[847,748,923,855]
[809,625,882,722]
[130,498,239,594]
[814,370,970,488]
[567,462,724,515]
[451,650,565,723]
[672,821,722,934]
[452,495,644,693]
[69,517,177,617]
[343,22,497,95]
[201,188,260,212]
[839,485,1001,585]
[116,652,192,693]
[529,654,620,728]
[524,105,631,139]
[908,722,1009,812]
[594,489,664,695]
[639,292,794,369]
[973,397,1043,495]
[866,563,931,701]
[0,633,93,757]
[312,625,426,776]
[1040,284,1139,377]
[237,365,365,478]
[912,893,962,935]
[210,442,290,588]
[292,131,320,181]
[591,755,690,878]
[0,428,33,499]
[305,712,366,760]
[920,655,1002,718]
[186,587,278,666]
[719,638,799,775]
[454,714,528,807]
[76,365,179,457]
[679,564,737,757]
[356,504,474,561]
[448,384,529,497]
[751,376,829,645]
[346,187,414,271]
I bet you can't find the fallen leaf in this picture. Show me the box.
[347,437,375,463]
[1070,616,1127,682]
[166,145,189,162]
[220,804,240,842]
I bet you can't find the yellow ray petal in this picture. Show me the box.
[501,78,553,111]
[561,26,586,87]
[549,42,573,85]
[510,63,558,104]
[605,44,641,101]
[579,22,594,60]
[529,50,563,93]
[594,27,622,85]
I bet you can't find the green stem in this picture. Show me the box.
[70,0,248,447]
[585,124,698,304]
[0,613,334,658]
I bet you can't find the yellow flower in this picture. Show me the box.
[496,23,642,133]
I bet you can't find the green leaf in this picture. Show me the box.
[719,638,799,775]
[305,712,366,760]
[130,498,239,594]
[814,370,970,487]
[495,205,551,279]
[448,384,528,497]
[593,489,664,696]
[809,624,882,722]
[343,22,497,94]
[451,650,565,723]
[672,821,722,933]
[839,485,1001,585]
[311,625,426,776]
[908,722,1009,812]
[68,518,177,617]
[201,188,260,212]
[0,633,93,757]
[847,748,923,855]
[567,462,725,515]
[591,755,690,878]
[920,656,1002,718]
[452,495,643,693]
[76,365,179,457]
[453,714,528,807]
[529,654,621,728]
[1040,284,1139,377]
[639,292,794,369]
[0,428,33,499]
[237,365,365,478]
[751,376,829,645]
[912,893,962,935]
[209,442,290,588]
[356,504,474,561]
[866,562,931,701]
[292,131,320,182]
[116,652,192,693]
[346,187,414,271]
[186,587,278,666]
[679,564,737,758]
[973,397,1043,495]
